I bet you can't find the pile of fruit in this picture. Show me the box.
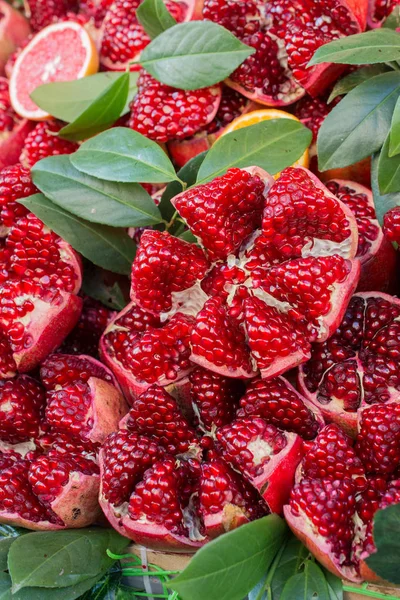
[1,0,400,592]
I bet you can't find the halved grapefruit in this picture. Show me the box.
[9,21,99,120]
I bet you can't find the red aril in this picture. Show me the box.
[0,79,34,171]
[9,21,99,120]
[368,0,400,27]
[383,207,400,245]
[23,0,79,31]
[20,120,79,168]
[0,1,31,76]
[325,180,397,292]
[298,292,400,436]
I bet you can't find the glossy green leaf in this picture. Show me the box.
[136,0,177,39]
[268,536,309,600]
[59,73,130,142]
[197,119,311,183]
[71,128,178,184]
[19,194,136,275]
[8,528,127,592]
[0,526,26,573]
[32,155,162,227]
[322,568,343,600]
[159,151,207,220]
[383,6,400,29]
[139,21,254,90]
[30,72,138,123]
[365,503,400,583]
[309,29,400,66]
[378,133,400,194]
[390,96,400,157]
[328,65,390,103]
[371,153,400,225]
[169,515,288,600]
[280,562,331,600]
[318,72,400,171]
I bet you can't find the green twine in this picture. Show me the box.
[343,582,400,599]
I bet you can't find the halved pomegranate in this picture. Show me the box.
[0,79,34,171]
[204,0,368,105]
[103,166,360,387]
[298,292,400,436]
[285,410,400,583]
[99,379,306,549]
[0,1,31,75]
[99,0,203,71]
[0,200,84,376]
[0,354,126,531]
[325,180,397,292]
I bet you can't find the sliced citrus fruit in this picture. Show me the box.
[222,109,310,171]
[9,21,99,120]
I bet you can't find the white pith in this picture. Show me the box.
[160,281,209,322]
[247,438,273,465]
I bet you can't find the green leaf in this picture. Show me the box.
[81,264,128,311]
[71,128,178,184]
[197,119,312,183]
[309,29,400,66]
[317,71,400,171]
[390,96,400,157]
[280,562,331,600]
[169,515,288,600]
[365,503,400,584]
[77,565,123,600]
[0,526,26,572]
[328,65,390,103]
[32,155,162,228]
[8,528,127,592]
[379,133,400,194]
[136,0,177,39]
[0,570,111,600]
[159,151,207,220]
[139,21,254,90]
[371,152,400,225]
[58,73,130,142]
[268,536,309,600]
[30,72,138,123]
[322,568,343,600]
[383,6,400,29]
[178,229,197,243]
[19,194,136,275]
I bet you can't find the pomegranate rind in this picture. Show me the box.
[13,292,83,373]
[283,504,362,583]
[121,516,205,552]
[225,77,305,108]
[9,21,99,120]
[0,1,31,76]
[50,471,101,528]
[0,118,34,171]
[202,505,250,539]
[87,376,128,444]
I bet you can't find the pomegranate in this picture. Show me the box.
[20,120,79,168]
[167,86,253,168]
[284,410,400,583]
[102,166,360,390]
[368,0,400,27]
[298,292,400,436]
[99,0,203,71]
[0,353,127,531]
[80,0,114,27]
[383,206,400,245]
[99,378,305,549]
[204,0,368,105]
[0,1,31,75]
[129,71,222,143]
[325,180,397,292]
[0,78,34,172]
[0,188,83,376]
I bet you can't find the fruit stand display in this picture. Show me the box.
[2,0,400,599]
